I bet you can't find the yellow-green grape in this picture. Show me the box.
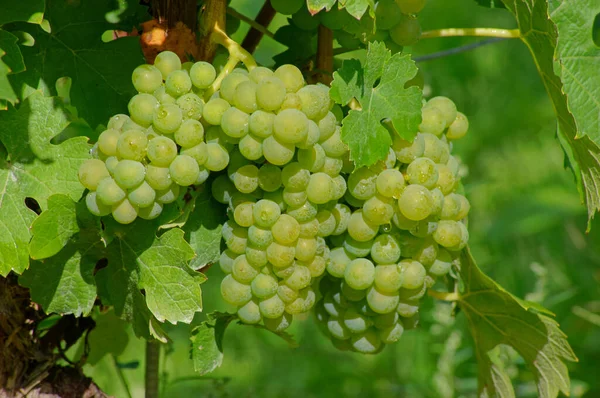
[398,184,433,221]
[367,287,400,314]
[374,264,403,294]
[286,287,316,314]
[253,199,281,228]
[395,0,426,14]
[113,160,145,189]
[379,322,404,344]
[331,203,352,236]
[204,143,230,171]
[153,103,182,134]
[232,164,259,193]
[165,69,192,97]
[342,307,371,334]
[147,136,177,166]
[331,175,347,200]
[273,108,308,144]
[155,183,180,204]
[327,247,355,278]
[347,210,379,242]
[327,317,351,340]
[96,177,126,206]
[440,192,461,220]
[376,0,402,30]
[350,329,382,354]
[389,14,421,47]
[262,136,295,166]
[145,165,172,191]
[281,162,310,191]
[317,111,337,140]
[274,64,305,93]
[392,134,425,163]
[260,294,286,319]
[175,120,204,149]
[455,194,470,220]
[371,234,402,265]
[320,127,347,157]
[280,92,302,110]
[428,248,453,277]
[112,198,138,224]
[266,242,295,268]
[237,300,261,324]
[248,66,274,84]
[424,96,457,127]
[233,202,254,227]
[97,129,121,157]
[128,181,156,208]
[220,107,249,139]
[376,169,405,198]
[138,201,163,220]
[419,105,446,136]
[248,225,273,248]
[153,85,176,104]
[449,221,469,251]
[116,129,148,161]
[399,259,426,289]
[305,172,333,204]
[407,157,439,188]
[245,245,268,268]
[257,164,282,192]
[298,144,326,172]
[78,159,110,191]
[233,80,258,114]
[232,255,259,283]
[362,195,394,225]
[264,312,292,332]
[432,220,461,248]
[132,64,163,93]
[221,274,252,306]
[284,264,311,291]
[297,85,330,121]
[436,164,456,194]
[271,214,300,245]
[219,249,237,274]
[296,119,321,150]
[249,110,275,138]
[412,238,438,267]
[238,134,263,161]
[299,218,319,238]
[224,223,248,255]
[447,111,469,140]
[278,284,299,304]
[296,238,318,262]
[316,210,336,237]
[348,167,378,200]
[86,191,111,216]
[169,155,200,186]
[121,117,144,132]
[154,51,181,79]
[203,98,231,125]
[190,61,216,89]
[344,258,375,290]
[219,72,249,103]
[256,77,287,111]
[287,201,318,222]
[251,274,278,299]
[176,93,204,120]
[107,114,130,131]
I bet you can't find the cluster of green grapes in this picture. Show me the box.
[208,63,349,331]
[270,0,425,52]
[314,97,470,353]
[77,51,225,224]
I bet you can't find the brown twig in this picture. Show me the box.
[315,25,333,85]
[151,0,197,30]
[241,0,276,54]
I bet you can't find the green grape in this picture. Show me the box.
[251,273,278,299]
[97,129,121,157]
[396,300,419,317]
[328,317,351,340]
[428,248,452,277]
[262,136,295,166]
[176,93,204,120]
[113,160,145,189]
[232,255,259,283]
[395,0,426,14]
[116,129,147,161]
[351,329,382,354]
[249,66,274,84]
[348,167,378,200]
[169,155,200,186]
[204,143,230,171]
[248,225,273,248]
[107,114,130,130]
[373,311,399,329]
[376,0,402,30]
[122,118,144,132]
[393,134,425,163]
[145,165,172,190]
[253,199,281,228]
[316,112,336,140]
[286,286,316,313]
[344,258,375,290]
[446,155,460,177]
[389,14,421,46]
[332,203,352,235]
[233,80,258,114]
[273,109,309,144]
[249,110,275,138]
[374,264,403,294]
[271,214,300,245]
[131,65,162,93]
[280,92,302,110]
[239,134,263,161]
[455,194,470,220]
[146,135,177,167]
[256,77,286,111]
[221,274,252,306]
[398,184,433,221]
[376,169,405,198]
[220,72,249,103]
[347,209,379,242]
[447,111,469,140]
[285,265,311,290]
[237,300,261,324]
[267,242,295,268]
[257,164,282,192]
[264,312,292,332]
[232,164,259,193]
[298,144,326,172]
[296,119,321,150]
[362,195,394,225]
[260,294,286,319]
[407,157,439,188]
[86,191,111,216]
[281,162,310,191]
[371,234,401,264]
[128,94,158,127]
[299,218,319,238]
[327,247,354,278]
[128,181,156,208]
[291,5,320,31]
[112,198,138,224]
[224,221,248,254]
[138,201,163,220]
[332,175,347,200]
[155,183,180,204]
[78,159,110,190]
[274,64,305,93]
[174,119,204,148]
[287,201,318,223]
[430,187,444,216]
[278,284,299,304]
[420,133,446,163]
[367,287,400,314]
[307,172,334,204]
[435,220,466,250]
[379,322,404,344]
[154,51,181,79]
[436,164,456,195]
[96,177,126,206]
[317,156,344,177]
[419,105,446,136]
[189,61,216,89]
[296,238,317,261]
[336,30,362,50]
[271,0,303,15]
[297,85,330,121]
[320,127,347,157]
[399,259,426,289]
[425,96,457,127]
[165,69,192,97]
[153,103,182,134]
[412,238,438,266]
[221,107,249,139]
[246,245,269,268]
[219,249,237,274]
[153,85,176,105]
[308,255,327,277]
[342,308,371,334]
[316,210,336,237]
[203,98,231,125]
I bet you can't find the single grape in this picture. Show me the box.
[399,259,426,289]
[154,51,181,79]
[266,242,295,268]
[145,165,172,191]
[128,93,158,127]
[297,85,330,121]
[424,96,457,128]
[238,134,263,160]
[344,258,375,290]
[395,0,426,14]
[331,203,352,235]
[155,183,180,204]
[362,195,394,225]
[327,247,355,278]
[389,14,421,47]
[298,144,327,172]
[174,119,204,148]
[287,201,318,223]
[299,218,319,238]
[190,61,216,89]
[169,155,200,186]
[374,264,403,294]
[221,274,252,306]
[220,72,249,103]
[78,159,110,191]
[320,127,347,157]
[248,66,274,83]
[271,214,300,245]
[249,110,275,138]
[428,248,453,277]
[176,93,204,120]
[113,160,145,189]
[232,164,259,193]
[307,172,334,204]
[237,300,261,324]
[96,177,126,206]
[115,129,147,161]
[251,273,278,299]
[280,92,302,110]
[165,69,192,97]
[153,103,182,134]
[107,114,130,131]
[274,64,305,93]
[296,238,318,262]
[419,105,446,136]
[233,80,258,114]
[376,0,402,30]
[253,199,281,228]
[447,111,469,140]
[138,201,163,220]
[348,167,378,200]
[317,112,337,141]
[86,191,111,216]
[219,249,237,274]
[112,198,138,224]
[147,136,177,166]
[259,294,286,319]
[371,234,402,264]
[281,162,310,191]
[221,107,249,138]
[257,164,282,192]
[232,255,259,283]
[273,108,309,144]
[264,313,292,332]
[367,287,400,314]
[347,210,379,242]
[398,184,433,221]
[132,64,163,93]
[412,238,438,266]
[256,77,286,111]
[128,181,156,208]
[97,129,121,157]
[248,225,273,248]
[432,220,465,249]
[285,265,312,291]
[204,143,230,171]
[203,98,231,125]
[407,157,439,188]
[262,136,295,166]
[393,134,425,163]
[436,164,456,195]
[296,119,321,150]
[455,195,470,220]
[376,169,405,198]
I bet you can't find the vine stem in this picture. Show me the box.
[315,25,334,85]
[428,290,460,302]
[145,341,160,398]
[228,6,275,39]
[420,28,521,39]
[241,1,276,53]
[211,25,257,70]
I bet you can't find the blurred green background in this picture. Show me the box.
[80,0,600,396]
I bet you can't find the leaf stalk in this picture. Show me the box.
[421,28,521,39]
[428,290,460,302]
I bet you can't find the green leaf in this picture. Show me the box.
[330,42,422,168]
[0,29,25,104]
[0,0,45,25]
[338,0,375,19]
[9,0,144,127]
[28,194,79,259]
[182,189,226,271]
[0,93,89,276]
[500,0,600,229]
[190,312,236,375]
[307,0,337,13]
[456,249,578,398]
[87,308,130,365]
[273,24,317,67]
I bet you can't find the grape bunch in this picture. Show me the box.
[78,51,225,224]
[314,96,470,353]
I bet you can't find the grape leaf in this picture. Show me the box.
[307,0,337,13]
[0,92,89,276]
[330,42,422,168]
[20,197,103,316]
[0,0,45,25]
[86,308,130,365]
[190,312,237,375]
[273,24,318,67]
[9,0,144,128]
[456,248,577,398]
[0,29,25,105]
[500,0,600,229]
[182,188,226,271]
